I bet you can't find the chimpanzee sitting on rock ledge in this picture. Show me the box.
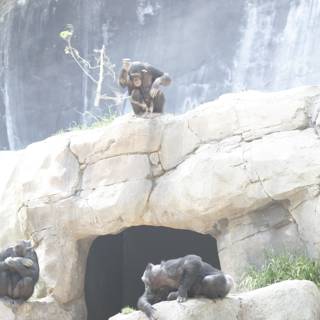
[0,240,39,304]
[137,254,234,320]
[119,59,171,116]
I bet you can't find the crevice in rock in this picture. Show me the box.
[80,178,151,195]
[240,146,259,185]
[306,94,320,135]
[30,226,57,246]
[67,140,81,165]
[156,119,203,173]
[236,296,244,320]
[84,151,152,167]
[236,149,275,202]
[156,154,165,177]
[289,199,309,212]
[26,192,78,206]
[186,118,202,143]
[82,117,168,166]
[16,202,28,235]
[67,141,86,195]
[17,202,27,213]
[147,152,164,178]
[146,154,159,205]
[155,141,220,175]
[217,202,299,252]
[157,118,172,150]
[219,219,293,249]
[156,126,315,180]
[285,204,311,252]
[254,169,276,202]
[84,138,116,165]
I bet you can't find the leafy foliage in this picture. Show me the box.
[240,252,320,290]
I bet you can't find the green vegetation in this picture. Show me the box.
[68,114,116,131]
[121,306,136,314]
[240,252,320,290]
[55,113,116,135]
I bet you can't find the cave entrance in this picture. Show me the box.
[84,226,220,320]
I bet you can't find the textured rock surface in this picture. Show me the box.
[0,302,15,320]
[0,86,320,318]
[110,280,320,320]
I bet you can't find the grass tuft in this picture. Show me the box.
[56,114,116,135]
[240,252,320,290]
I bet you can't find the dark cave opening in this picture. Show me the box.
[84,226,220,320]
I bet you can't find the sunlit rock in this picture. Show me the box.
[110,281,320,320]
[0,87,319,319]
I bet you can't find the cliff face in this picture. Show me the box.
[0,0,243,150]
[0,86,319,319]
[1,1,320,150]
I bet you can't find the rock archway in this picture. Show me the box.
[0,87,320,320]
[85,226,219,320]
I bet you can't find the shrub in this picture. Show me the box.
[240,252,320,290]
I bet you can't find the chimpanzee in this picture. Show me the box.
[137,254,234,319]
[0,240,39,302]
[118,59,171,115]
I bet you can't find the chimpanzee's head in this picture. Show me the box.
[130,73,142,88]
[141,263,164,288]
[14,240,32,257]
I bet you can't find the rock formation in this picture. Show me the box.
[0,86,319,319]
[110,280,320,320]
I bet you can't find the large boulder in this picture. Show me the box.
[110,280,320,320]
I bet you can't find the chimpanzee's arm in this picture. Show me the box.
[118,68,129,88]
[0,247,15,272]
[177,255,202,302]
[5,258,34,277]
[5,250,39,281]
[147,65,171,88]
[137,287,158,320]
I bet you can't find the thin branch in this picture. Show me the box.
[60,25,123,111]
[66,38,98,84]
[94,45,105,106]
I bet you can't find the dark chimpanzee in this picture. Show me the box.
[0,240,39,302]
[137,254,234,319]
[118,59,171,115]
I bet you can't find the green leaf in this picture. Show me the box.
[59,30,73,40]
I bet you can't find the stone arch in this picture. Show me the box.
[84,226,220,320]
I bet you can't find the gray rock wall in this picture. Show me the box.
[1,0,320,149]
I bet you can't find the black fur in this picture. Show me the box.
[119,60,171,115]
[137,254,233,319]
[0,240,39,302]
